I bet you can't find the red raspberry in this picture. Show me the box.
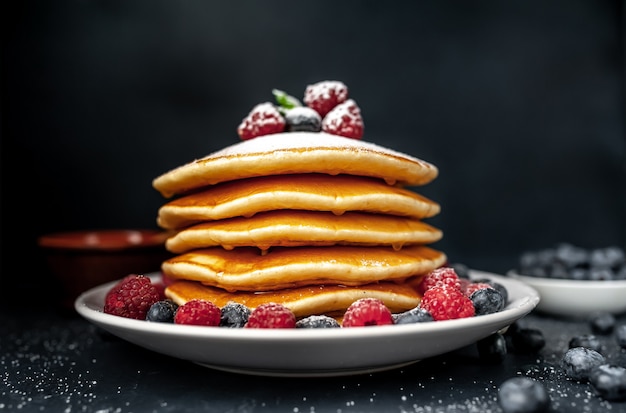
[304,80,348,118]
[342,298,393,327]
[419,286,475,321]
[245,303,296,329]
[160,272,176,287]
[237,102,286,140]
[458,278,471,294]
[103,274,161,320]
[464,282,493,298]
[152,273,176,300]
[174,299,221,326]
[321,99,364,139]
[417,267,461,295]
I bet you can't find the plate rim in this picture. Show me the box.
[75,270,539,340]
[74,270,540,376]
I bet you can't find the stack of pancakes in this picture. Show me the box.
[153,132,446,319]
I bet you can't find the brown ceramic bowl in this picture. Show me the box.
[38,229,173,307]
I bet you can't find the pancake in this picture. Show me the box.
[165,210,443,253]
[165,279,423,317]
[152,132,439,198]
[161,245,447,292]
[157,174,440,230]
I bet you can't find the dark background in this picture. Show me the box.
[2,1,625,301]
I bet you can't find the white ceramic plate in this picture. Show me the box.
[508,271,626,318]
[75,270,539,377]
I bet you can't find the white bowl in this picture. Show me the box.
[507,271,626,318]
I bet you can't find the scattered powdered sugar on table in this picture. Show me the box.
[0,318,99,411]
[3,310,625,412]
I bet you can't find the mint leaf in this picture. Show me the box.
[272,89,301,110]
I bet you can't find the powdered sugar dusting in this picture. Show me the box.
[205,132,431,165]
[304,80,348,117]
[321,99,364,139]
[305,81,348,103]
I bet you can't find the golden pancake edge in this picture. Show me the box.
[161,245,447,292]
[165,279,423,318]
[152,132,439,198]
[165,210,443,253]
[157,174,440,229]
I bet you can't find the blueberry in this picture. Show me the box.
[519,251,540,274]
[220,302,250,328]
[536,248,556,268]
[589,267,614,281]
[562,347,606,381]
[284,107,322,132]
[508,328,546,354]
[472,278,509,304]
[491,282,509,304]
[470,288,505,316]
[505,320,524,336]
[555,243,589,268]
[589,364,626,401]
[568,334,602,352]
[616,324,626,349]
[146,300,178,323]
[527,267,548,278]
[518,244,626,281]
[590,246,625,269]
[549,262,570,279]
[615,265,626,280]
[295,315,340,328]
[449,262,470,279]
[569,268,589,280]
[589,311,616,335]
[477,333,507,364]
[498,377,550,413]
[393,307,434,324]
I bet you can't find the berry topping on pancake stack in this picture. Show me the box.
[148,80,450,325]
[236,80,363,140]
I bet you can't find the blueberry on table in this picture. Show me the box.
[477,333,507,364]
[616,324,626,349]
[589,311,616,335]
[507,327,546,354]
[561,347,606,381]
[568,334,602,352]
[589,364,626,401]
[498,377,550,413]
